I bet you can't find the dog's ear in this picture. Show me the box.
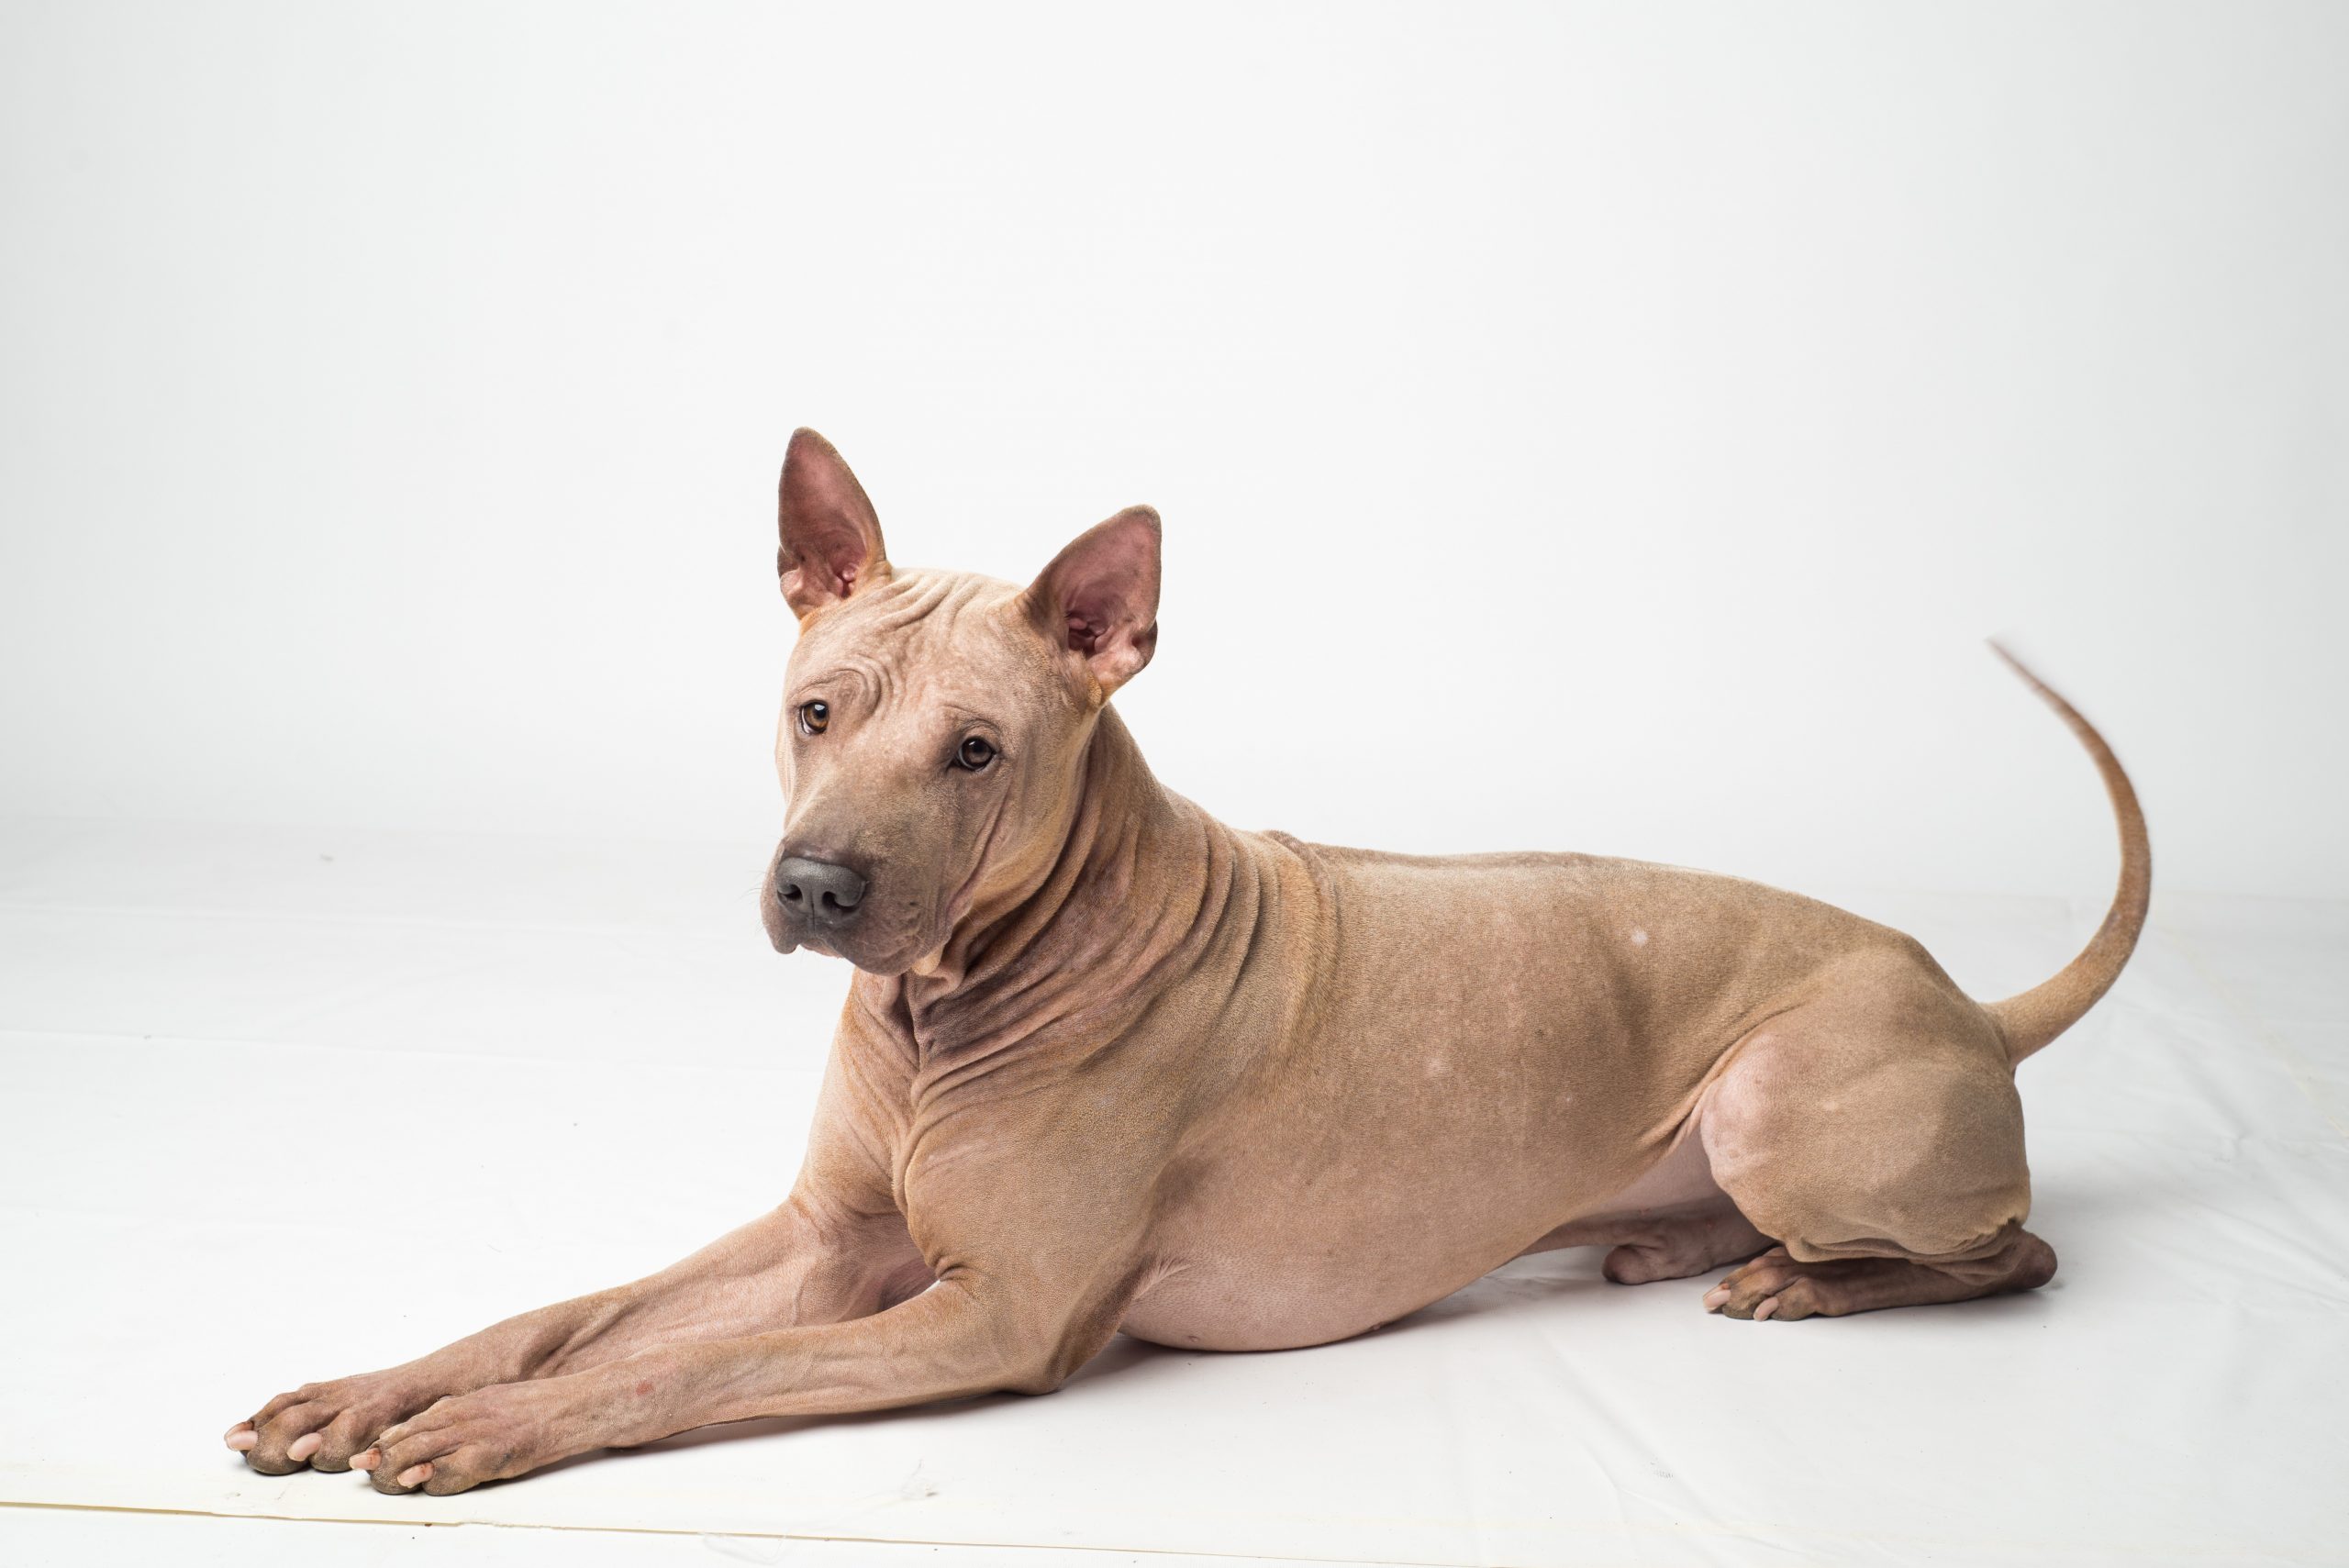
[1023,506,1162,699]
[777,428,890,620]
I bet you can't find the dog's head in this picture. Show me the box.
[760,429,1161,975]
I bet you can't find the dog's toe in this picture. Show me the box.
[1704,1247,1810,1320]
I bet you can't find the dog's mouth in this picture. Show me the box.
[765,906,947,978]
[763,860,985,977]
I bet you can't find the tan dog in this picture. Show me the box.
[228,430,2149,1496]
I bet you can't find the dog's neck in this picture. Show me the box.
[882,706,1256,1064]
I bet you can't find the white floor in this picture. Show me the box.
[0,819,2342,1567]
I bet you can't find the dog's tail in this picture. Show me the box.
[1981,642,2152,1065]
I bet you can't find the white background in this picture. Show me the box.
[4,9,2346,1564]
[4,3,2343,892]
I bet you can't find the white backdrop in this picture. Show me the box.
[3,1,2343,900]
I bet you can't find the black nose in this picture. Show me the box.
[775,856,867,924]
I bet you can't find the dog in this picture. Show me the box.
[228,429,2148,1495]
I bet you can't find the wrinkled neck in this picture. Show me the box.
[897,706,1251,1060]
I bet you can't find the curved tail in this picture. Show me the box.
[1983,642,2153,1064]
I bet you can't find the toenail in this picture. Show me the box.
[351,1449,378,1471]
[287,1433,322,1461]
[226,1429,257,1451]
[397,1462,432,1487]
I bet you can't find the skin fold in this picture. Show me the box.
[227,430,2148,1494]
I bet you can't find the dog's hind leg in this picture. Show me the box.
[1524,1202,1769,1284]
[1702,1231,2057,1320]
[1594,1207,1775,1284]
[1696,951,2057,1321]
[1520,1132,1769,1284]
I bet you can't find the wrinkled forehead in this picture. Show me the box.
[785,569,1063,712]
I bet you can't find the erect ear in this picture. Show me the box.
[1021,506,1162,699]
[777,428,889,620]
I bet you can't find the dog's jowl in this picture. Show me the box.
[228,430,2147,1495]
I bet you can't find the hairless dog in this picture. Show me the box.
[228,430,2149,1494]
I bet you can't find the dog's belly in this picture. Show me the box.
[1117,1117,1726,1353]
[1119,1278,1437,1353]
[1116,1222,1547,1353]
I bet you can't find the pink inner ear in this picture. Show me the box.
[1027,504,1160,684]
[777,429,886,615]
[785,519,875,609]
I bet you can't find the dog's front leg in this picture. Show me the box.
[228,1190,924,1475]
[351,1272,1126,1495]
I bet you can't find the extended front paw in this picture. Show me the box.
[225,1369,446,1474]
[351,1382,567,1496]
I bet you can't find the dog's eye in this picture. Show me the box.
[955,736,996,772]
[798,700,829,736]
